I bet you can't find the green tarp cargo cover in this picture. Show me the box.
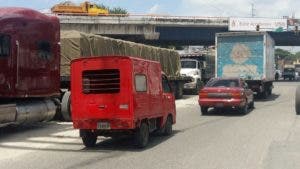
[60,30,181,78]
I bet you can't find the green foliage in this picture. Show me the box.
[96,4,128,14]
[275,48,294,60]
[96,4,108,10]
[295,51,300,59]
[109,7,128,15]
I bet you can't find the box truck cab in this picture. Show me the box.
[180,59,202,94]
[71,56,176,148]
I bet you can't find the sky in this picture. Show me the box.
[0,0,299,52]
[0,0,299,18]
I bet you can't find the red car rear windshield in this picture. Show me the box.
[206,79,239,87]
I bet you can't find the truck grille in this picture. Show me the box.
[82,69,120,94]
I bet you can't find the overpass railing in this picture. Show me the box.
[47,13,228,27]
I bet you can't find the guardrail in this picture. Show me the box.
[46,13,229,27]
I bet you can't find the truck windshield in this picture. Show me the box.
[206,79,239,87]
[284,68,295,72]
[181,61,196,68]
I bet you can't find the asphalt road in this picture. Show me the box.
[0,81,299,169]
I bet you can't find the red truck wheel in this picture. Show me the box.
[134,122,149,148]
[164,116,173,136]
[81,130,97,147]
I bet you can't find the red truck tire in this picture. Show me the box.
[81,130,97,147]
[164,116,173,136]
[134,122,149,148]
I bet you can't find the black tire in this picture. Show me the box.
[61,91,71,121]
[134,122,149,148]
[164,116,173,136]
[260,90,268,99]
[193,80,203,95]
[81,130,97,147]
[239,103,248,115]
[249,100,254,109]
[268,88,272,96]
[201,106,208,115]
[296,86,300,115]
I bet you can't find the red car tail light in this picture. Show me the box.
[199,92,208,98]
[231,91,244,98]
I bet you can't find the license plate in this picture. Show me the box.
[215,103,224,107]
[97,122,110,130]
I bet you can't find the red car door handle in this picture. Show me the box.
[98,105,106,109]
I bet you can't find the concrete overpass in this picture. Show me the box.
[57,14,300,46]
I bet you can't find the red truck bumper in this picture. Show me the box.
[198,98,246,108]
[73,118,134,130]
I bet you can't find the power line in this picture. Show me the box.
[199,0,241,16]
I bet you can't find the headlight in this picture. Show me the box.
[193,71,199,75]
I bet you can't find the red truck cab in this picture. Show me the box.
[71,56,176,148]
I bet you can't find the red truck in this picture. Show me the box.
[0,7,60,126]
[71,56,176,148]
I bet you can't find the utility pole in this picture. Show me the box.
[251,3,255,17]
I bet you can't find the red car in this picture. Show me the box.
[198,78,254,115]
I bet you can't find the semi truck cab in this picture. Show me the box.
[180,59,202,94]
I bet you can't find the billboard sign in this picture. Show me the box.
[229,17,287,32]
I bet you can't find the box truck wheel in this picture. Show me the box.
[295,86,300,115]
[134,122,149,148]
[164,116,173,136]
[260,90,268,99]
[61,91,71,121]
[81,130,97,147]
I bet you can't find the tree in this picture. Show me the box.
[109,7,128,15]
[275,48,294,60]
[96,4,128,15]
[294,51,300,60]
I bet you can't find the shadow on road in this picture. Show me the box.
[0,122,73,140]
[201,107,254,117]
[180,94,197,100]
[254,94,280,102]
[274,79,300,82]
[87,130,179,152]
[0,122,178,153]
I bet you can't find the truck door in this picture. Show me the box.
[0,34,13,94]
[162,75,175,118]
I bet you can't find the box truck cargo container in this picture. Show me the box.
[216,32,275,98]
